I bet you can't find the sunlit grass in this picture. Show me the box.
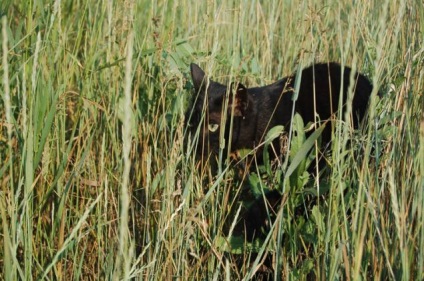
[1,0,423,280]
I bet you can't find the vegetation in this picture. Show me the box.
[1,0,423,280]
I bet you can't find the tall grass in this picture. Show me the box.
[1,0,423,280]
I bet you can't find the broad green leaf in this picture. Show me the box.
[286,123,326,179]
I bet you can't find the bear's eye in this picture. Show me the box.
[208,124,219,133]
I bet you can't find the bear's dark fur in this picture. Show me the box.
[186,62,373,164]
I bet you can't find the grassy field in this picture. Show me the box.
[1,0,423,280]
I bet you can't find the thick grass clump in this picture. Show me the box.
[1,0,423,280]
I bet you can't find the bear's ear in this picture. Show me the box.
[190,63,207,91]
[230,82,249,117]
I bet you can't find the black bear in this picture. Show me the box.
[185,62,375,279]
[186,62,373,167]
